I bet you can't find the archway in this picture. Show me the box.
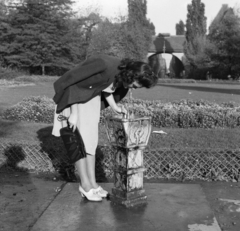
[148,52,185,78]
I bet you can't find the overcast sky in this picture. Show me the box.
[74,0,240,35]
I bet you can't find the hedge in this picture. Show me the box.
[102,98,240,128]
[2,96,240,128]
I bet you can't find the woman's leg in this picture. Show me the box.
[86,153,109,197]
[75,158,92,192]
[76,96,101,190]
[86,154,98,189]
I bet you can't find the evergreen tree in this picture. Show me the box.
[148,21,155,35]
[127,0,155,60]
[184,0,208,78]
[0,0,83,75]
[128,0,147,26]
[175,20,185,35]
[185,0,206,42]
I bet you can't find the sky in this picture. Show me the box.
[74,0,240,35]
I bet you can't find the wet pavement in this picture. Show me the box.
[2,172,240,231]
[31,183,221,231]
[0,172,64,231]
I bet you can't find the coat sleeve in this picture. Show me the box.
[53,56,107,94]
[100,85,129,110]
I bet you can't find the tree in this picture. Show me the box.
[185,0,206,42]
[87,17,149,60]
[128,0,147,26]
[78,12,102,59]
[0,0,7,18]
[87,18,126,58]
[148,54,167,78]
[84,0,156,61]
[175,20,185,35]
[148,21,155,35]
[0,0,83,75]
[184,0,208,78]
[208,9,240,79]
[127,0,155,60]
[185,36,216,77]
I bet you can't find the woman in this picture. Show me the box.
[52,54,157,202]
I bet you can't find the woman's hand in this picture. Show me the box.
[68,104,78,131]
[103,93,128,117]
[112,105,128,117]
[68,113,78,132]
[118,105,128,117]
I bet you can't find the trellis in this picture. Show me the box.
[0,139,239,182]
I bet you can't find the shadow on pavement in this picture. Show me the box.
[37,126,108,183]
[0,145,29,174]
[37,126,77,182]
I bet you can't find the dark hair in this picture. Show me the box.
[114,58,158,89]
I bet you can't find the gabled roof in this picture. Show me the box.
[149,35,185,53]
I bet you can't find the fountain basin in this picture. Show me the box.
[105,115,152,149]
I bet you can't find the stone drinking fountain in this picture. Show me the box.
[104,95,152,208]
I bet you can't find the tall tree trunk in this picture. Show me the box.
[41,65,45,75]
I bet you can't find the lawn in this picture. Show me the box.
[0,79,240,112]
[0,80,55,114]
[1,118,239,149]
[132,82,240,104]
[0,77,239,149]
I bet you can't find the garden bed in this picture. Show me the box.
[2,96,240,129]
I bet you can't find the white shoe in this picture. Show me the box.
[93,186,108,198]
[79,186,102,202]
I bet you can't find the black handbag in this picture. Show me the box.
[58,115,87,163]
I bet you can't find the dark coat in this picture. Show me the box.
[53,54,129,113]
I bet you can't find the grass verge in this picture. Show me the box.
[1,119,239,149]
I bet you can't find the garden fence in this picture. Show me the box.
[0,139,239,182]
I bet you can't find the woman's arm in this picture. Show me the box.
[103,92,127,116]
[68,104,78,131]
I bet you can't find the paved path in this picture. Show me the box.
[31,183,221,231]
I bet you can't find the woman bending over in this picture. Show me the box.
[52,54,157,202]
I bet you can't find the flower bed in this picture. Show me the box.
[102,98,240,128]
[1,96,55,123]
[2,96,240,129]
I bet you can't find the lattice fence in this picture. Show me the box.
[0,138,68,172]
[143,148,240,181]
[0,139,239,181]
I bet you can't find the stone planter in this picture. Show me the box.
[105,115,152,207]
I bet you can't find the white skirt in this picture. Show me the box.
[52,95,101,155]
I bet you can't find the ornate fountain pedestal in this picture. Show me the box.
[105,115,152,208]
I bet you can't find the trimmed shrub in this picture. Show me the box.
[157,78,197,84]
[1,96,55,123]
[102,98,240,128]
[2,96,240,128]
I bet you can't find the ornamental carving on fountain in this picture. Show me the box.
[105,113,152,208]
